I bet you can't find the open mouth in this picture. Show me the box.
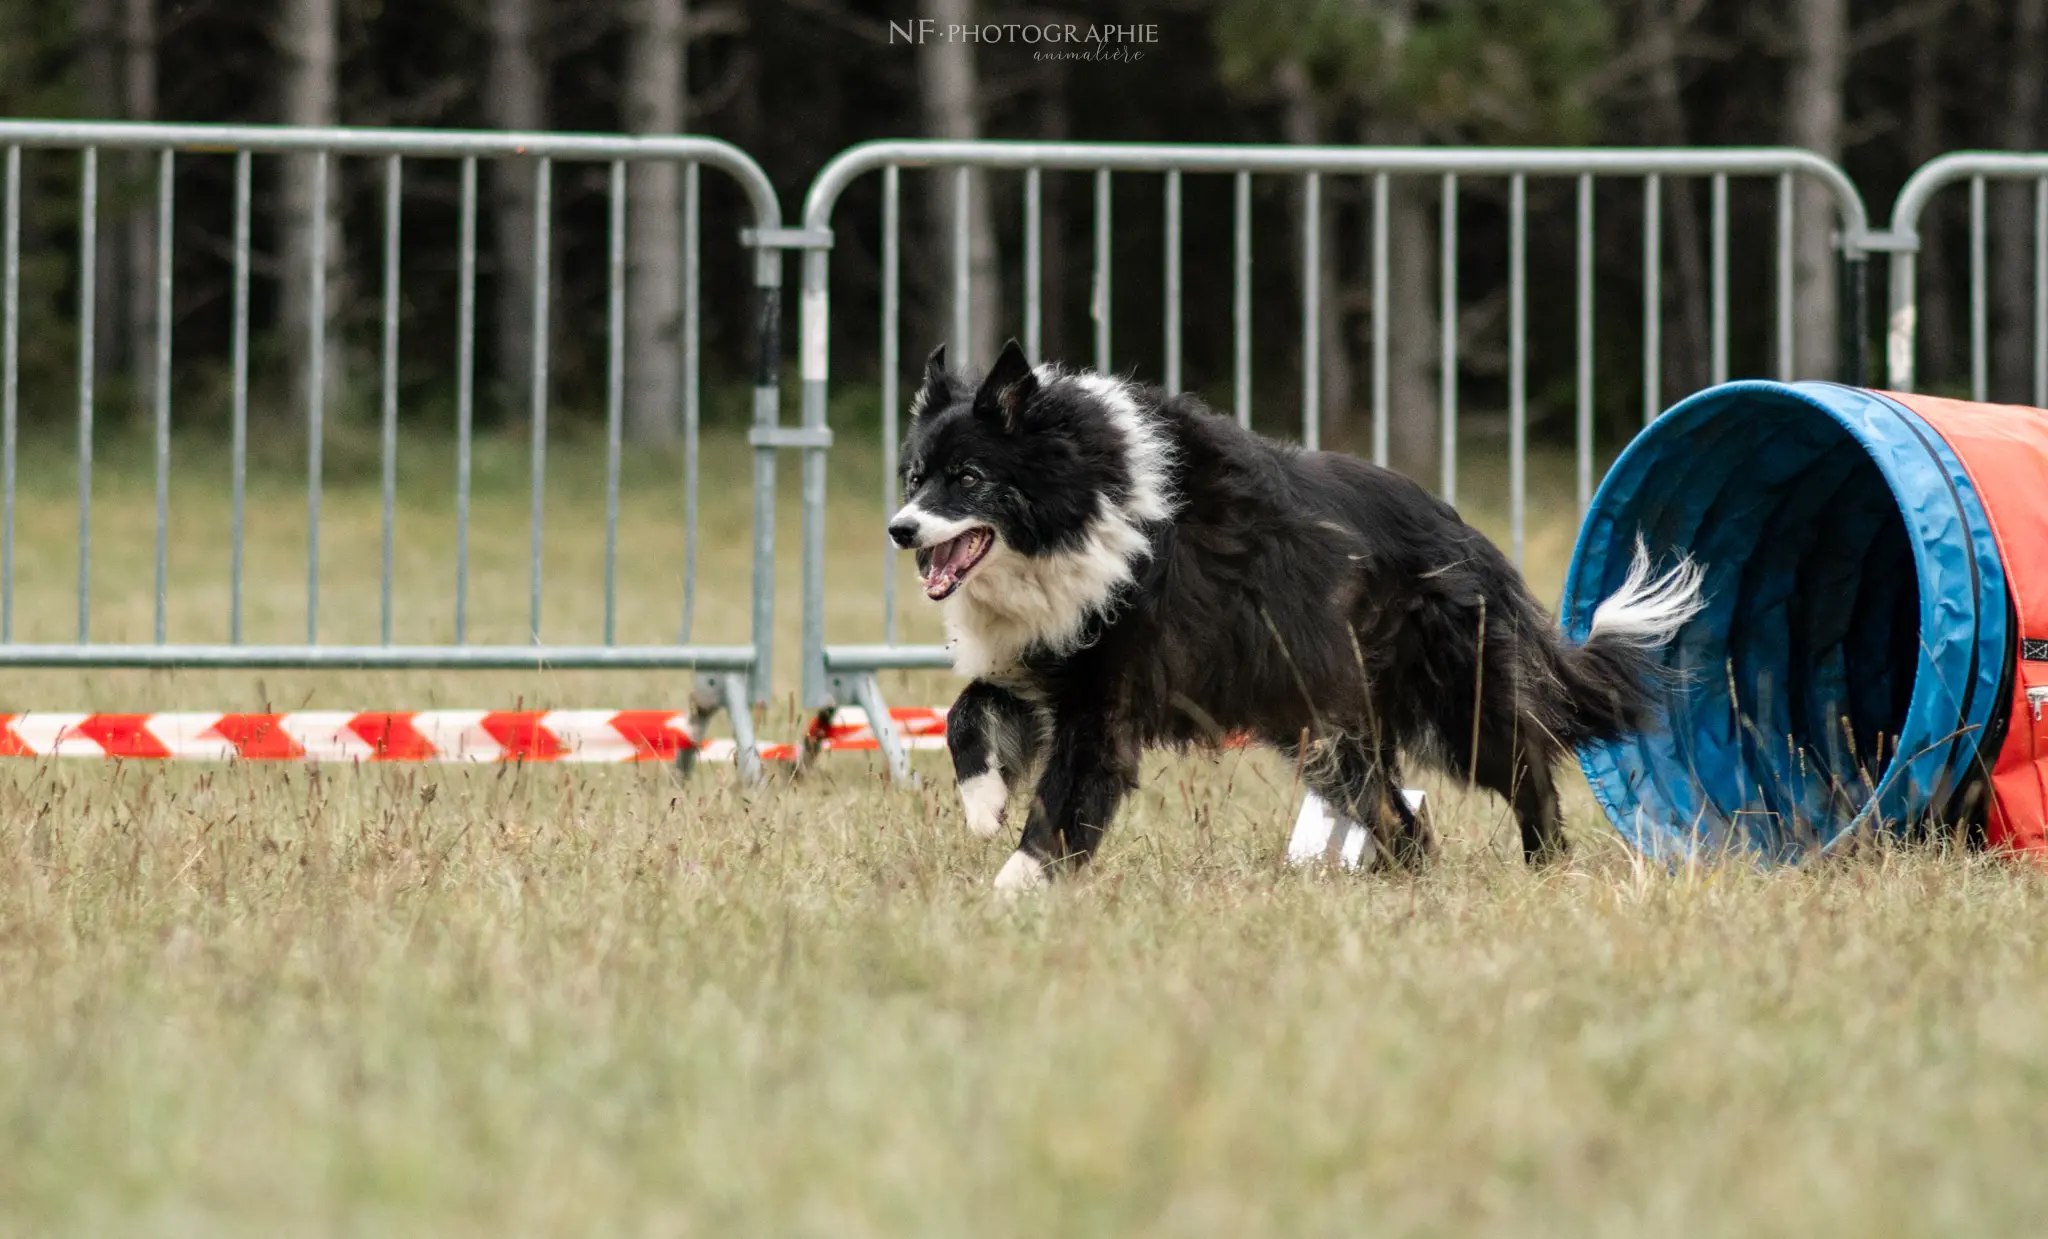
[916,527,994,600]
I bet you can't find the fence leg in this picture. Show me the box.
[671,680,724,778]
[1839,251,1870,386]
[721,672,763,785]
[833,671,914,786]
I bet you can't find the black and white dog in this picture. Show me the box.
[887,340,1703,891]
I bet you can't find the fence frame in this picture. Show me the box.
[795,140,1876,781]
[1877,152,2048,403]
[0,120,795,781]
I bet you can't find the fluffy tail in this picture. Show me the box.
[1558,537,1706,744]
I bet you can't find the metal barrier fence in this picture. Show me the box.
[1879,153,2048,402]
[793,141,1875,779]
[29,125,2042,784]
[0,120,803,780]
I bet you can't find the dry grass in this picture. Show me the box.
[1,425,2045,1236]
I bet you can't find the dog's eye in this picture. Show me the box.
[905,470,922,490]
[956,469,982,488]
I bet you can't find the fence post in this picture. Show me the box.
[1839,250,1870,387]
[800,241,832,711]
[748,237,782,709]
[1886,246,1918,392]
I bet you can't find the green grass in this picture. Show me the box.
[1,425,2044,1236]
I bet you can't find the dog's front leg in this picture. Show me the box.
[993,718,1132,893]
[947,680,1041,838]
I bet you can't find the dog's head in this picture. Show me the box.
[887,340,1170,602]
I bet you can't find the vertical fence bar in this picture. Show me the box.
[0,146,14,643]
[1971,175,1987,403]
[2036,178,2046,408]
[1094,169,1111,372]
[1888,246,1919,392]
[952,165,971,363]
[1233,170,1251,429]
[768,236,796,709]
[1023,168,1041,362]
[153,149,173,645]
[379,154,401,646]
[76,148,95,644]
[1440,173,1458,504]
[1644,174,1662,425]
[1508,174,1526,568]
[1164,169,1182,394]
[1576,173,1594,517]
[1302,171,1320,452]
[681,161,700,643]
[1776,172,1794,381]
[230,149,250,644]
[794,240,823,709]
[1710,172,1728,385]
[882,163,900,644]
[529,156,551,642]
[1370,172,1389,469]
[305,151,327,645]
[1841,250,1870,389]
[454,156,476,644]
[603,160,625,647]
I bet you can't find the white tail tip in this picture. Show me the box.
[1588,536,1705,647]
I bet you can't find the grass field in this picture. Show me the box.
[2,422,2046,1236]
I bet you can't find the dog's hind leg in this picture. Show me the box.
[1305,736,1436,870]
[1472,724,1566,863]
[947,680,1042,838]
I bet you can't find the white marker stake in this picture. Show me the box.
[1285,790,1426,870]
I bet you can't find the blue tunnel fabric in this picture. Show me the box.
[1562,381,2010,860]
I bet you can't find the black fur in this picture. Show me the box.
[893,340,1691,880]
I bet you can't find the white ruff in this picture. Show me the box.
[958,769,1008,838]
[943,369,1177,682]
[992,849,1047,893]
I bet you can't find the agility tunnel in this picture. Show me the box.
[1562,381,2048,861]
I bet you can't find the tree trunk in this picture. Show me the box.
[279,0,343,422]
[122,0,157,416]
[623,0,685,447]
[1786,0,1847,380]
[78,0,123,380]
[917,0,1000,371]
[1644,0,1709,395]
[1277,60,1349,439]
[486,0,547,411]
[1993,0,2047,401]
[1907,6,1954,387]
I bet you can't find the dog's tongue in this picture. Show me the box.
[921,530,987,599]
[926,533,978,579]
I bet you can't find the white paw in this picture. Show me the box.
[1284,792,1425,871]
[959,770,1008,838]
[992,849,1048,895]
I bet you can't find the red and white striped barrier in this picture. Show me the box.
[801,705,948,755]
[0,706,951,765]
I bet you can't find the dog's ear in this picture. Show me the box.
[909,344,956,420]
[973,338,1038,433]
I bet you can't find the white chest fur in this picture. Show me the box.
[942,507,1150,681]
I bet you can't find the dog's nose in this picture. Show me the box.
[887,519,920,548]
